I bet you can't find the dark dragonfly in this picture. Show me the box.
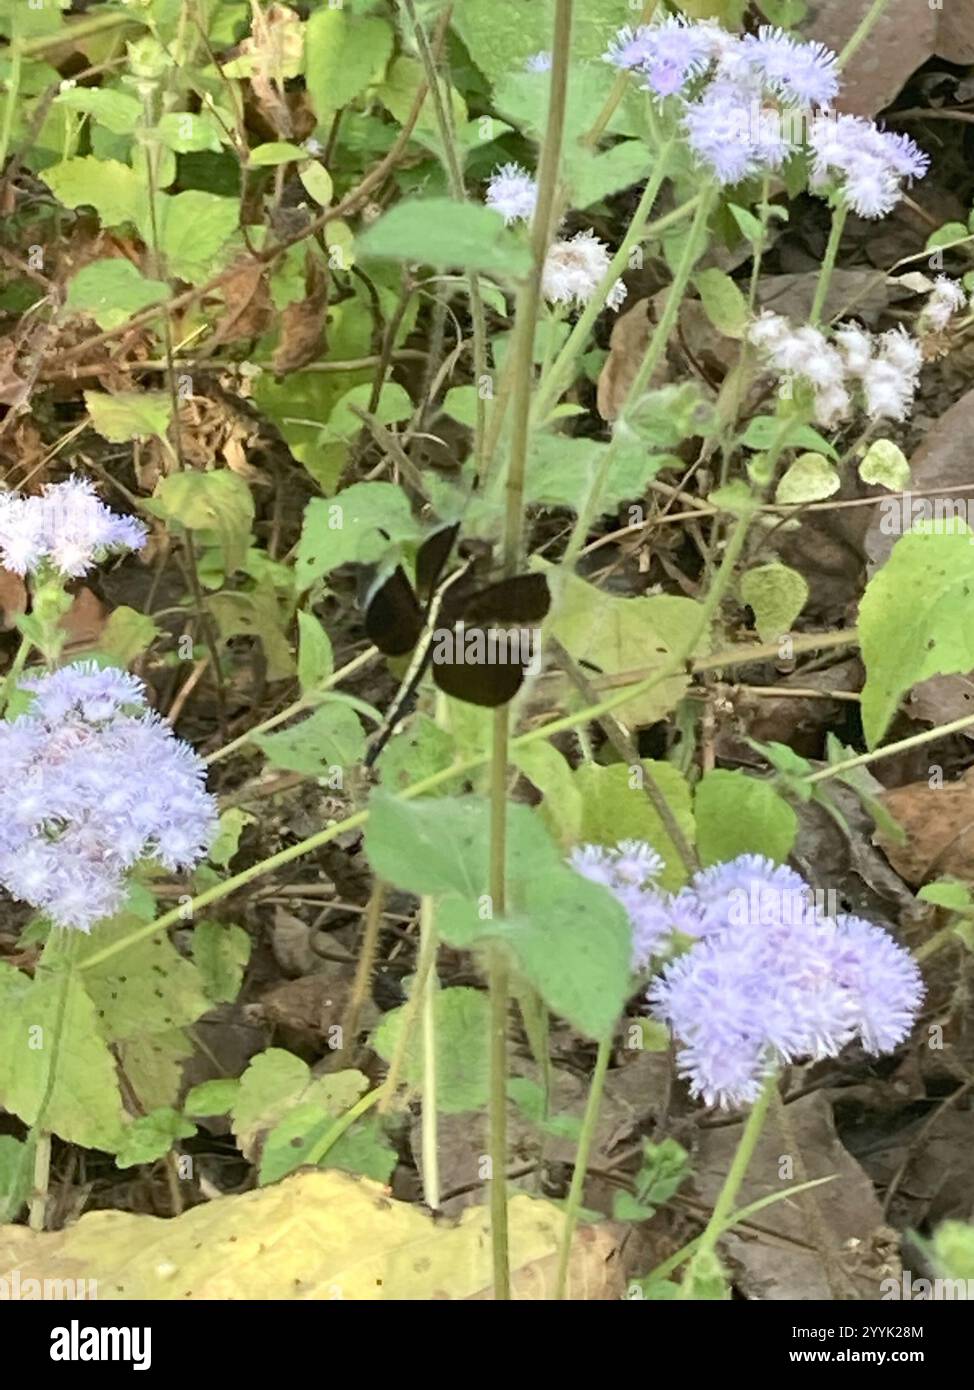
[361,522,550,767]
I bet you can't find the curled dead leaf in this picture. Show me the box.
[878,767,974,886]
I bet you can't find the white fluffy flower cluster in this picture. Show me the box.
[919,275,968,334]
[486,165,627,315]
[749,311,924,426]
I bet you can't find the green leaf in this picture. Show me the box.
[322,1115,397,1184]
[184,1078,241,1117]
[548,568,706,727]
[193,921,251,1004]
[524,434,677,514]
[248,141,308,166]
[43,156,146,227]
[324,381,413,441]
[299,162,333,207]
[231,1049,313,1157]
[694,268,748,339]
[575,761,695,892]
[85,389,172,442]
[623,382,716,448]
[739,562,808,642]
[155,190,239,280]
[926,222,969,252]
[154,111,224,153]
[208,587,294,681]
[513,743,583,847]
[917,879,973,911]
[569,140,653,208]
[859,439,910,492]
[357,199,532,278]
[0,961,125,1151]
[305,10,394,121]
[115,1107,196,1169]
[151,470,254,575]
[55,86,142,134]
[373,987,490,1114]
[743,417,837,460]
[295,481,421,589]
[208,808,255,870]
[860,522,974,746]
[253,702,365,776]
[0,1135,30,1223]
[297,611,334,694]
[774,451,840,505]
[695,769,798,866]
[78,912,210,1043]
[98,606,159,665]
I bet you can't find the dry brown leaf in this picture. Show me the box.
[208,260,272,347]
[61,586,108,650]
[805,0,938,118]
[0,1169,624,1300]
[271,257,328,376]
[877,767,974,885]
[597,297,668,421]
[936,7,974,63]
[0,567,26,630]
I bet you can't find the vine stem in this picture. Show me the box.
[0,38,22,176]
[837,0,894,70]
[554,1031,612,1299]
[809,202,848,328]
[691,1069,778,1268]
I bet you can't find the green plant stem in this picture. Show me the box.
[203,646,378,764]
[27,929,80,1231]
[20,11,138,56]
[0,631,31,718]
[837,0,894,69]
[583,0,659,146]
[914,922,966,964]
[342,879,387,1046]
[809,202,848,327]
[0,39,22,176]
[554,1031,612,1299]
[533,143,682,423]
[305,1085,384,1166]
[805,708,974,785]
[487,704,512,1295]
[419,895,440,1210]
[400,0,488,477]
[693,1069,778,1265]
[562,184,718,569]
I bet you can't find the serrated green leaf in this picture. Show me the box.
[67,257,168,329]
[305,10,393,121]
[295,481,421,589]
[357,199,532,277]
[151,470,254,575]
[155,190,239,280]
[193,921,250,1004]
[373,987,490,1114]
[55,86,142,134]
[860,522,974,746]
[253,702,364,775]
[324,381,413,441]
[43,156,145,227]
[115,1107,195,1169]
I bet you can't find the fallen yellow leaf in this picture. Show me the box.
[0,1170,623,1300]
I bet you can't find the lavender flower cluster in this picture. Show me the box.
[0,662,217,932]
[603,17,928,215]
[571,846,923,1110]
[0,477,146,579]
